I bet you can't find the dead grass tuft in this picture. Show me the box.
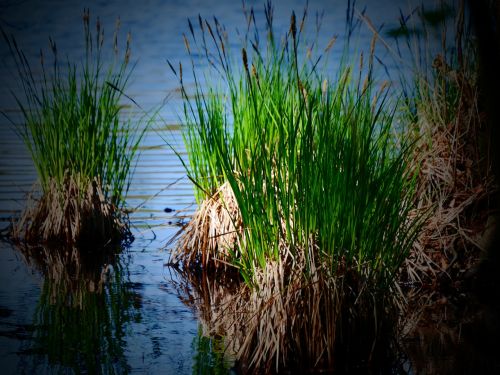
[11,174,130,248]
[170,181,242,268]
[403,52,497,302]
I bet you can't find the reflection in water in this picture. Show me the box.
[17,245,140,374]
[402,295,500,374]
[170,268,239,372]
[171,266,408,374]
[192,326,233,375]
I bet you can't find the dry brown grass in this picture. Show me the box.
[170,181,243,269]
[169,170,408,371]
[172,260,337,372]
[403,53,497,307]
[172,246,402,373]
[11,174,129,248]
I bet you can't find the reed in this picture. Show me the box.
[2,10,143,247]
[170,1,422,370]
[172,1,420,290]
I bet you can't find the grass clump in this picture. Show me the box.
[170,2,422,371]
[2,10,143,247]
[385,1,496,300]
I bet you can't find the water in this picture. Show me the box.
[0,0,484,373]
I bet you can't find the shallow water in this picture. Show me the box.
[0,0,489,373]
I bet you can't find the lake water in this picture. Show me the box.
[0,0,486,373]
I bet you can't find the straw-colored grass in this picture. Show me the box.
[12,175,128,247]
[171,182,242,269]
[173,245,403,372]
[389,1,497,294]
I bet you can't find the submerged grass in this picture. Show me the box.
[170,1,423,370]
[2,10,144,247]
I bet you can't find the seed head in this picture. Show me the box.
[125,32,131,64]
[322,79,328,97]
[290,12,297,41]
[324,36,337,53]
[183,34,191,53]
[242,48,249,74]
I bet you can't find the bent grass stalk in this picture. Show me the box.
[2,10,144,246]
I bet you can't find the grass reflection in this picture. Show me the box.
[192,326,233,375]
[20,246,140,374]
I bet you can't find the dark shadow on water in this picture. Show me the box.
[400,212,500,375]
[401,262,500,374]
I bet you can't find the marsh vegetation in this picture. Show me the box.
[2,10,144,248]
[168,0,496,372]
[0,0,496,373]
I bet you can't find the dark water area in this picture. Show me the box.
[0,0,499,373]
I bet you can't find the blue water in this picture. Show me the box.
[0,0,442,373]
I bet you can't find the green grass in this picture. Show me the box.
[174,3,421,291]
[2,11,145,245]
[2,11,142,213]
